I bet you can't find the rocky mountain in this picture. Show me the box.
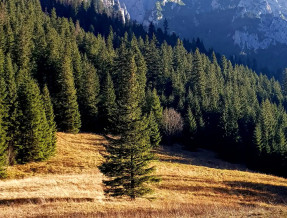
[102,0,130,23]
[119,0,287,72]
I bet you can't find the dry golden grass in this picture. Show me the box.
[0,132,286,217]
[7,133,106,179]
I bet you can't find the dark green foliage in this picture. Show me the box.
[0,77,7,178]
[185,106,197,140]
[148,111,161,148]
[131,36,147,107]
[79,60,100,131]
[3,54,18,164]
[42,85,57,156]
[143,36,162,88]
[145,89,163,126]
[253,100,287,173]
[1,0,287,179]
[54,48,81,133]
[16,76,53,163]
[100,72,117,133]
[0,114,7,178]
[99,55,159,199]
[191,49,206,101]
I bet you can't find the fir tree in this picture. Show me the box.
[42,85,57,156]
[146,88,163,126]
[100,71,117,133]
[148,111,161,148]
[143,35,161,88]
[3,54,18,164]
[99,55,159,199]
[191,49,206,100]
[0,116,7,178]
[79,60,100,131]
[131,35,147,107]
[16,76,52,163]
[54,45,81,133]
[0,77,7,178]
[185,106,197,138]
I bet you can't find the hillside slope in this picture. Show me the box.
[0,133,286,217]
[120,0,287,72]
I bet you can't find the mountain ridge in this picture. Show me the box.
[119,0,287,72]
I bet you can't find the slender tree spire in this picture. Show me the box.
[99,54,159,199]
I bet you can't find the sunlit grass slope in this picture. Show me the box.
[0,132,286,217]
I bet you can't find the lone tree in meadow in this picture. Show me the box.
[99,52,159,199]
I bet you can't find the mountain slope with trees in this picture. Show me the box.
[0,0,286,191]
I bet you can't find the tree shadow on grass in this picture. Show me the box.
[0,197,95,206]
[157,144,248,171]
[157,145,287,206]
[157,174,287,206]
[222,181,287,205]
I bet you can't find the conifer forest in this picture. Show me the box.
[0,0,287,201]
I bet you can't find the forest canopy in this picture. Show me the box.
[0,0,286,183]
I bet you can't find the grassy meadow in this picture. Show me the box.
[0,133,286,217]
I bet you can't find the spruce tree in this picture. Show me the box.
[99,55,159,199]
[0,77,7,178]
[16,76,52,163]
[143,35,161,88]
[42,85,57,156]
[185,106,197,139]
[148,111,161,148]
[191,49,206,101]
[3,53,18,164]
[100,71,117,133]
[54,45,81,133]
[79,60,100,131]
[254,125,263,154]
[131,35,147,107]
[146,88,163,126]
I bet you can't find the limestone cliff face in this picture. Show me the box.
[118,0,287,70]
[102,0,130,23]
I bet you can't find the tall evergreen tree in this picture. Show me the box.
[191,49,206,102]
[99,55,159,199]
[16,76,52,163]
[146,88,163,126]
[143,35,161,88]
[100,71,117,133]
[0,77,7,178]
[54,45,81,133]
[148,111,161,148]
[42,85,57,156]
[131,35,147,107]
[3,54,18,164]
[79,60,100,131]
[185,106,197,140]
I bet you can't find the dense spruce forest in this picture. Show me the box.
[0,0,287,197]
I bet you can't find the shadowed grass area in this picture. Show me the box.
[0,133,286,217]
